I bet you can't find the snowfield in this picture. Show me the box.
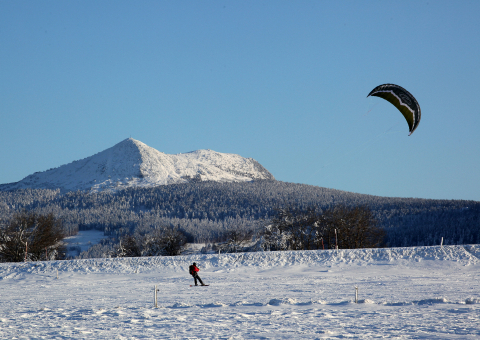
[1,245,480,339]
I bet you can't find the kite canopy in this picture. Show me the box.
[367,84,421,135]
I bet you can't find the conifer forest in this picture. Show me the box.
[1,180,479,260]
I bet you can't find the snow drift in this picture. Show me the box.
[1,245,479,277]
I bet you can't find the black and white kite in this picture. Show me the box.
[367,84,421,135]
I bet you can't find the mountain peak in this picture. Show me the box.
[1,139,275,193]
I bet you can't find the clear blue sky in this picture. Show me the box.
[1,1,479,201]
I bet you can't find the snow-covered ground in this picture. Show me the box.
[64,230,108,258]
[1,245,480,339]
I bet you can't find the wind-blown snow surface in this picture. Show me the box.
[0,138,274,193]
[1,245,480,339]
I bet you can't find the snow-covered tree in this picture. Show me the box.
[0,211,66,262]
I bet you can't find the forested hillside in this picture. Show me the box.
[1,181,479,253]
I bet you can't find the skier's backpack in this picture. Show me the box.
[189,265,195,275]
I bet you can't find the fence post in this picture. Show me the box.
[24,242,28,262]
[335,229,338,250]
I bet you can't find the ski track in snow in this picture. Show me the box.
[1,245,480,339]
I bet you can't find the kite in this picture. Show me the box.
[367,84,421,135]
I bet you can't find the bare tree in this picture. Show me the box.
[0,211,66,262]
[116,226,187,257]
[262,205,385,251]
[152,227,187,256]
[216,226,254,253]
[262,207,321,251]
[116,234,141,257]
[319,205,385,249]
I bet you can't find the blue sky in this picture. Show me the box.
[1,1,479,201]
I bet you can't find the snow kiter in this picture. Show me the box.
[367,84,421,135]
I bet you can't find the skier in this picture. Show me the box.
[189,262,206,286]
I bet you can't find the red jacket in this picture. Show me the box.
[189,265,199,275]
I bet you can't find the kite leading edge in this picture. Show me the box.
[367,84,421,135]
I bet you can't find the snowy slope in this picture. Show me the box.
[2,245,479,276]
[0,138,274,193]
[1,245,479,339]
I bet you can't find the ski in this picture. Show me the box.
[190,285,209,287]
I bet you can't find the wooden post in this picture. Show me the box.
[335,229,338,250]
[440,237,444,247]
[24,242,28,262]
[154,285,158,308]
[355,286,358,303]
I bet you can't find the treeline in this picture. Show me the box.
[263,205,385,251]
[0,181,479,257]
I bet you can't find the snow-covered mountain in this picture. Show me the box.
[0,138,275,193]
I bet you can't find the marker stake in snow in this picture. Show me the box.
[154,285,159,308]
[355,286,358,303]
[440,237,443,247]
[335,229,338,250]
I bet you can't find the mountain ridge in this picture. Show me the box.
[0,138,275,193]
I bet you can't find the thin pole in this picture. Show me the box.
[154,285,158,308]
[335,229,338,250]
[355,286,358,303]
[24,242,28,262]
